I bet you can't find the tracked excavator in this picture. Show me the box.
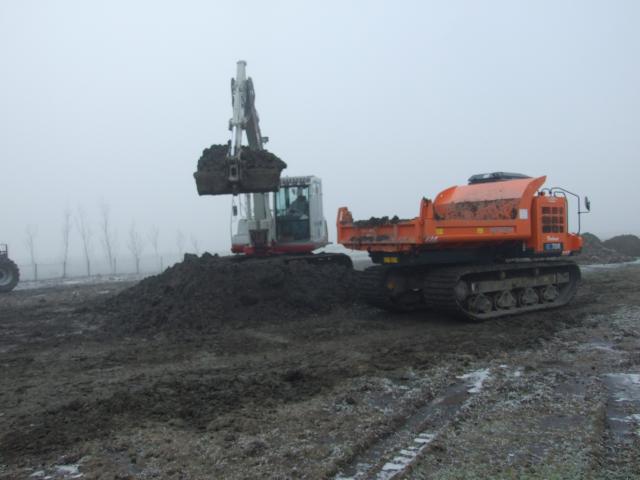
[194,61,350,266]
[0,244,19,293]
[338,173,590,320]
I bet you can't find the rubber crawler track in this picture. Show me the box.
[361,260,581,320]
[359,265,401,311]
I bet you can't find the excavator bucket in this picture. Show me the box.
[194,144,287,195]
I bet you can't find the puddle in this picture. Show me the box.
[0,344,17,354]
[582,341,618,353]
[602,373,640,442]
[335,369,490,479]
[27,463,83,479]
[580,259,640,273]
[554,377,588,397]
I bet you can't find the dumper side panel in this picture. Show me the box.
[337,177,552,253]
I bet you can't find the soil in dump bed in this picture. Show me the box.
[602,234,640,258]
[197,144,287,172]
[103,253,356,335]
[353,215,407,227]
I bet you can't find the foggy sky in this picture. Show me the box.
[1,0,639,264]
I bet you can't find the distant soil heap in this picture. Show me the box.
[104,254,356,335]
[602,234,640,258]
[576,233,633,265]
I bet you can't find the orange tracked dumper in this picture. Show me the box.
[337,172,589,320]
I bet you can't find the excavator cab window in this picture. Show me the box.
[275,185,311,242]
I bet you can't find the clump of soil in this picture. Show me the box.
[435,199,519,221]
[197,144,286,172]
[576,232,633,265]
[353,215,406,228]
[194,143,287,195]
[103,254,356,335]
[603,234,640,258]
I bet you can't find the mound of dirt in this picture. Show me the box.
[576,232,633,265]
[103,254,356,335]
[603,234,640,258]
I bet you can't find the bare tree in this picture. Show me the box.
[190,234,200,255]
[176,230,185,259]
[128,222,145,274]
[61,209,72,278]
[148,225,161,271]
[75,206,93,276]
[24,225,37,280]
[99,202,118,273]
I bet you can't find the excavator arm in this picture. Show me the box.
[193,61,285,196]
[229,66,266,154]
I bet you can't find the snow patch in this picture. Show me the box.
[458,368,491,394]
[55,464,82,478]
[581,259,640,272]
[604,373,640,402]
[375,432,436,480]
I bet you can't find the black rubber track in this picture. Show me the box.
[359,265,425,312]
[359,266,398,311]
[423,260,581,321]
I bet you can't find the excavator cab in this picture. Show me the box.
[231,176,329,255]
[275,184,311,241]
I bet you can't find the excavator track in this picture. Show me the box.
[359,266,398,311]
[230,252,353,269]
[360,260,580,320]
[359,265,425,312]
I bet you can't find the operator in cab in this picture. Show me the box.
[287,191,309,218]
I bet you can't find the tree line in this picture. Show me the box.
[21,203,202,280]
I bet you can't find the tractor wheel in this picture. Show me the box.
[0,257,20,292]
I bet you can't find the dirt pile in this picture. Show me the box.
[603,234,640,258]
[576,232,633,265]
[194,143,287,195]
[102,253,356,335]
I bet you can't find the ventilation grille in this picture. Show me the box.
[541,206,564,233]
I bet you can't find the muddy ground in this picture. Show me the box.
[1,264,640,479]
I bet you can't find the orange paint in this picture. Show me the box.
[337,176,583,256]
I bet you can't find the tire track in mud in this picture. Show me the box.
[334,368,492,480]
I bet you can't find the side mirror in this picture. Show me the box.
[584,196,591,212]
[232,205,238,217]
